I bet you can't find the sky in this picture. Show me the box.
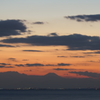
[0,0,100,88]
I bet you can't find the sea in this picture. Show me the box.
[0,89,100,100]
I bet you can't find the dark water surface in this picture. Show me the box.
[0,89,100,100]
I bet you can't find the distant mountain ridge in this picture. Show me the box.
[0,71,100,89]
[44,73,61,78]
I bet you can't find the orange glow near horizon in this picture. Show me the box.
[0,45,100,78]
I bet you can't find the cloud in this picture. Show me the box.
[8,58,17,62]
[57,63,71,66]
[64,14,100,22]
[16,63,47,67]
[84,51,100,54]
[70,56,85,58]
[22,59,28,61]
[24,70,32,72]
[0,19,27,37]
[57,56,68,58]
[53,68,72,71]
[88,60,96,63]
[0,63,12,68]
[70,71,100,78]
[0,44,15,47]
[14,63,72,67]
[0,65,14,68]
[48,33,58,37]
[23,50,44,52]
[5,66,14,68]
[15,64,24,67]
[0,63,11,65]
[2,33,100,50]
[94,51,100,54]
[26,63,44,67]
[33,21,44,24]
[45,64,55,66]
[0,66,5,68]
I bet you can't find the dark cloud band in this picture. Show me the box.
[2,33,100,50]
[15,63,71,67]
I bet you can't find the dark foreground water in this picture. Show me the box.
[0,89,100,100]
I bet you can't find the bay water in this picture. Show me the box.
[0,89,100,100]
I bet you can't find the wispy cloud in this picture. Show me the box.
[26,63,44,67]
[64,14,100,22]
[70,56,85,58]
[0,44,15,47]
[57,63,71,66]
[33,21,44,24]
[5,66,14,68]
[0,66,5,68]
[84,51,100,54]
[0,63,14,68]
[8,58,17,62]
[15,63,72,67]
[23,50,44,52]
[15,64,24,67]
[57,56,68,58]
[0,63,11,65]
[48,33,58,37]
[70,71,100,78]
[53,68,73,71]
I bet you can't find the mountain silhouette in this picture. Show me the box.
[0,71,100,89]
[44,73,61,78]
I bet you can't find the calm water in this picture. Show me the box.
[0,89,100,100]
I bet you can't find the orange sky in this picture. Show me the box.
[0,0,100,81]
[0,44,100,79]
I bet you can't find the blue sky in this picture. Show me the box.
[0,0,99,36]
[1,0,100,20]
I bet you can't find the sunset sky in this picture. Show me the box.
[0,0,100,88]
